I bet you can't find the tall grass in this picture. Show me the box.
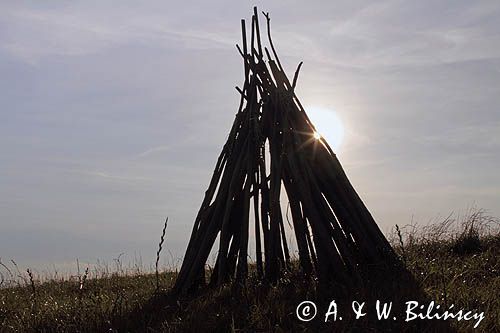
[1,207,498,332]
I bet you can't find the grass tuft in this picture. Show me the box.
[1,207,498,332]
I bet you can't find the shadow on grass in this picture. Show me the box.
[105,263,457,332]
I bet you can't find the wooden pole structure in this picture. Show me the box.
[172,7,400,295]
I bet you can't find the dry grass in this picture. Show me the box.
[1,207,499,332]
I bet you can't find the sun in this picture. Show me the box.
[305,106,345,151]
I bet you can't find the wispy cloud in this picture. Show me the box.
[80,170,151,183]
[135,145,172,158]
[0,4,235,64]
[274,1,500,69]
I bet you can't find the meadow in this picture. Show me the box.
[1,207,498,332]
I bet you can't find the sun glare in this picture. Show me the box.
[305,106,345,151]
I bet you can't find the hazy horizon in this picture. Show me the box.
[1,1,499,274]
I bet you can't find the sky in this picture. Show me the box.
[1,1,499,274]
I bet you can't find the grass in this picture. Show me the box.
[1,207,499,332]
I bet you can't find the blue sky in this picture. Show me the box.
[1,1,499,273]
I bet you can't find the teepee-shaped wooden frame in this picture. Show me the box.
[173,8,399,295]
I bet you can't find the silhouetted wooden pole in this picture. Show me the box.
[172,7,400,295]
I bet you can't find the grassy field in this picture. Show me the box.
[1,208,499,332]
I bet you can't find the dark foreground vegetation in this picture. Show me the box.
[1,208,499,332]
